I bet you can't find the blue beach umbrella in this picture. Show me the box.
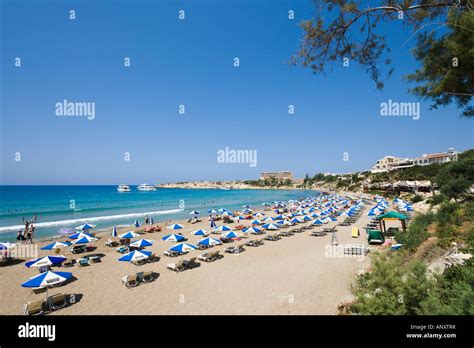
[262,223,279,230]
[75,223,95,231]
[192,229,209,236]
[251,219,261,225]
[73,235,98,245]
[198,237,221,246]
[222,231,241,239]
[189,210,200,215]
[243,226,262,234]
[208,209,218,214]
[133,219,141,228]
[119,231,140,239]
[214,225,231,232]
[26,255,67,268]
[162,233,185,242]
[129,239,154,248]
[170,242,197,253]
[118,250,152,263]
[21,271,72,288]
[112,226,118,237]
[41,241,71,251]
[167,224,183,230]
[68,232,92,240]
[312,219,323,225]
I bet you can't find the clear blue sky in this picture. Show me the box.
[1,0,473,185]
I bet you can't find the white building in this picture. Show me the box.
[370,148,459,173]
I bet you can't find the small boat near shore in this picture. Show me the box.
[137,184,156,192]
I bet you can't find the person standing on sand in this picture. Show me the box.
[29,223,35,244]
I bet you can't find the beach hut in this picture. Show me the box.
[167,224,183,230]
[375,211,408,233]
[162,233,185,242]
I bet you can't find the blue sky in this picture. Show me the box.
[1,0,473,185]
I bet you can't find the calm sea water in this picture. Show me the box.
[0,186,318,242]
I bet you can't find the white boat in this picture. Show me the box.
[137,184,156,191]
[117,184,131,192]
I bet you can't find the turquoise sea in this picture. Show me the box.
[0,186,318,242]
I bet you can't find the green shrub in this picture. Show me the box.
[395,212,435,251]
[412,195,423,203]
[427,194,448,206]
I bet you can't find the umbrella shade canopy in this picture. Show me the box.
[208,209,218,214]
[222,231,241,239]
[189,210,200,215]
[41,241,71,250]
[312,219,323,225]
[251,220,261,225]
[162,233,185,242]
[112,226,118,237]
[21,271,72,288]
[170,242,197,253]
[376,211,408,220]
[68,232,92,240]
[221,211,233,217]
[192,229,209,236]
[302,215,312,221]
[242,209,252,214]
[253,212,265,217]
[167,224,183,230]
[214,225,231,232]
[129,239,154,248]
[75,223,96,230]
[133,219,141,228]
[198,237,222,246]
[0,242,16,250]
[119,231,140,239]
[262,223,279,230]
[243,226,262,234]
[26,255,67,268]
[291,218,301,224]
[118,250,152,262]
[73,235,98,244]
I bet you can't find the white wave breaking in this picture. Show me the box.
[0,209,184,233]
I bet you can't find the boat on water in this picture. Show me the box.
[137,184,156,191]
[117,184,131,192]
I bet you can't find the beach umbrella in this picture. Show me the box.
[262,202,270,207]
[192,229,209,236]
[277,220,292,226]
[243,226,262,234]
[21,271,72,289]
[217,208,228,213]
[167,224,183,230]
[119,231,140,239]
[41,241,71,251]
[302,215,312,222]
[189,210,200,215]
[208,209,218,214]
[133,219,141,228]
[291,217,301,224]
[73,235,98,245]
[75,223,96,231]
[221,211,234,217]
[118,250,152,263]
[242,208,252,214]
[312,219,323,225]
[25,255,67,268]
[129,239,154,248]
[234,216,245,221]
[251,219,261,225]
[162,233,185,242]
[68,232,92,240]
[150,217,154,224]
[112,226,118,237]
[242,205,251,208]
[0,242,16,250]
[263,217,274,222]
[170,242,197,253]
[253,212,265,218]
[222,231,241,239]
[262,223,279,230]
[198,237,221,246]
[214,225,231,232]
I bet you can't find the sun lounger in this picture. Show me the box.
[184,257,198,269]
[122,274,139,288]
[245,240,259,247]
[148,253,159,263]
[163,250,181,257]
[211,250,222,260]
[62,258,75,267]
[48,293,67,311]
[78,257,90,267]
[351,227,360,238]
[311,231,327,237]
[70,245,86,254]
[141,271,154,283]
[167,260,186,272]
[116,246,129,254]
[24,300,44,316]
[264,235,280,241]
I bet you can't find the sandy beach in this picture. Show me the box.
[0,197,372,315]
